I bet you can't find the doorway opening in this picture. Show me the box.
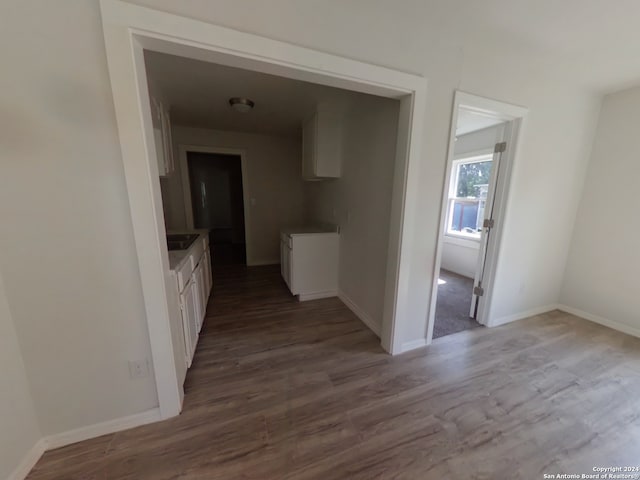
[429,92,527,340]
[186,152,247,266]
[101,0,428,418]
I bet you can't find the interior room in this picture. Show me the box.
[3,1,640,479]
[142,50,401,379]
[433,107,509,339]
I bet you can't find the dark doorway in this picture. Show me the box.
[187,152,247,265]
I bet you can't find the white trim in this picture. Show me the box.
[298,290,338,302]
[442,235,480,249]
[426,91,528,345]
[7,439,47,480]
[178,144,252,264]
[453,147,494,160]
[488,304,559,327]
[400,338,428,353]
[45,408,162,451]
[557,305,640,339]
[338,291,381,337]
[100,0,427,415]
[9,409,162,479]
[247,258,280,267]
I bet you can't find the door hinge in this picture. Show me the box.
[483,218,495,229]
[474,285,484,296]
[494,142,507,153]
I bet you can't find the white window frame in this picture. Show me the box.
[445,153,493,241]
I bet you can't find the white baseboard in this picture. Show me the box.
[9,408,162,479]
[338,291,381,337]
[557,304,640,339]
[298,290,337,301]
[400,338,428,353]
[8,438,47,480]
[45,408,162,450]
[246,259,279,266]
[488,304,559,327]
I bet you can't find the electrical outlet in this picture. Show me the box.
[128,359,149,379]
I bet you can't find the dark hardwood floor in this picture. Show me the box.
[27,265,640,479]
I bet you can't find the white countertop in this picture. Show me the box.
[167,229,209,271]
[280,224,339,236]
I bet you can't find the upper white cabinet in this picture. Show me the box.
[302,107,342,180]
[150,95,174,177]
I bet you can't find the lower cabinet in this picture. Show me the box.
[280,232,338,301]
[177,241,213,368]
[180,277,199,367]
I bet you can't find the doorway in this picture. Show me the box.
[187,152,247,265]
[102,0,428,418]
[429,91,527,340]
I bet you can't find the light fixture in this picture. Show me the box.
[229,97,255,113]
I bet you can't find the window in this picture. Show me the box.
[445,154,493,240]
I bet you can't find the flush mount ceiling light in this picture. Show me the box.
[229,97,255,113]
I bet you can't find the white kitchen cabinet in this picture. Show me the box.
[171,232,213,368]
[150,95,174,177]
[302,107,342,180]
[203,248,213,295]
[280,230,339,300]
[180,277,199,367]
[194,259,206,331]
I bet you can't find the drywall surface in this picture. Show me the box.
[0,0,158,436]
[440,238,478,279]
[561,86,639,330]
[124,0,598,342]
[0,0,604,446]
[0,273,41,480]
[306,95,400,333]
[162,127,306,265]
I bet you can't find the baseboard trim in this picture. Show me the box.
[298,290,337,302]
[8,438,47,480]
[45,408,162,450]
[557,304,640,339]
[246,259,279,267]
[400,338,428,353]
[488,304,559,327]
[338,291,381,337]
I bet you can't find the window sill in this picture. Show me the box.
[443,234,481,249]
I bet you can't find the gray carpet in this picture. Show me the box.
[433,269,481,339]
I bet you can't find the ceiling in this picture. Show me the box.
[455,109,505,136]
[144,51,366,137]
[133,0,640,95]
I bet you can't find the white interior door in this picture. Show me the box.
[469,142,506,321]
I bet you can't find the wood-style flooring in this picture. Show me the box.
[27,265,640,479]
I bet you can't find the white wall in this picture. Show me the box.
[0,0,158,437]
[0,273,41,480]
[560,86,639,332]
[306,94,400,333]
[161,127,306,265]
[0,0,603,453]
[440,124,505,278]
[123,2,601,342]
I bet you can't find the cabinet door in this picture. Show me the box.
[205,248,213,295]
[201,252,209,297]
[195,262,206,330]
[180,279,199,366]
[302,113,317,179]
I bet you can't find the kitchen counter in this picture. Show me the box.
[167,229,210,271]
[280,224,339,236]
